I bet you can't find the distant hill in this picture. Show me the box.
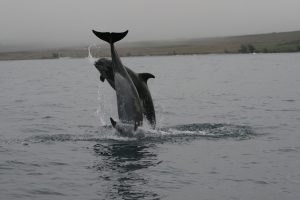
[1,30,300,60]
[114,30,300,55]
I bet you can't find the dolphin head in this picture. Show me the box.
[94,58,114,82]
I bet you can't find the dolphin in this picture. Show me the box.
[94,58,156,128]
[92,30,143,129]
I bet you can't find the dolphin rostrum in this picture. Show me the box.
[92,30,143,129]
[94,58,156,128]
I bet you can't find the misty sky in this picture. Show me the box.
[1,0,300,47]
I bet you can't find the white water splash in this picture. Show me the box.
[154,103,166,129]
[96,83,107,126]
[87,44,98,64]
[88,43,112,126]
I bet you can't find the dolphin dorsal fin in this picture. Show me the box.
[138,73,155,84]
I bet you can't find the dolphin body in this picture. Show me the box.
[94,58,156,128]
[92,30,143,130]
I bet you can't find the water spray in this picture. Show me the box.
[87,44,98,64]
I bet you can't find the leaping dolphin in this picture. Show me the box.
[94,58,156,128]
[92,30,143,129]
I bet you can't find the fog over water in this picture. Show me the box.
[1,0,300,48]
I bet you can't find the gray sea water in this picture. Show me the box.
[1,53,300,200]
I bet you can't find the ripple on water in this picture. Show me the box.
[223,178,270,185]
[28,188,65,196]
[6,123,255,145]
[21,123,65,135]
[282,99,296,102]
[287,171,300,183]
[41,116,54,119]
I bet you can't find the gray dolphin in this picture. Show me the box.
[94,58,156,128]
[92,30,143,129]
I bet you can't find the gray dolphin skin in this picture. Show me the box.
[92,30,143,129]
[94,58,156,128]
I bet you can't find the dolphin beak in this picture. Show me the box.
[110,117,116,127]
[100,75,105,82]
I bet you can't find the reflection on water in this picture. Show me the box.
[93,141,160,200]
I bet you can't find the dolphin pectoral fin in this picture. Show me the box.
[92,30,128,44]
[110,117,117,128]
[100,75,105,82]
[138,73,155,83]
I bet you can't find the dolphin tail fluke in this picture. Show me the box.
[92,30,128,44]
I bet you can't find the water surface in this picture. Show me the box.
[1,53,300,199]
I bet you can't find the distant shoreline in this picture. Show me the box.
[1,30,299,61]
